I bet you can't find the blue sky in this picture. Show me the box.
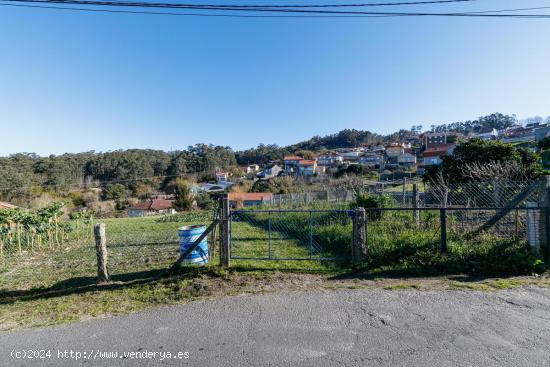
[1,0,550,155]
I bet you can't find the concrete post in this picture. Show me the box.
[94,223,109,283]
[412,183,420,226]
[526,202,540,254]
[353,207,367,266]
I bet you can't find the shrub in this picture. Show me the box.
[174,179,193,211]
[350,193,393,220]
[194,192,214,210]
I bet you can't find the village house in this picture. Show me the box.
[297,160,317,176]
[228,192,273,207]
[422,144,455,166]
[474,128,499,141]
[283,156,302,174]
[358,153,384,168]
[340,150,361,163]
[370,145,386,154]
[397,152,417,166]
[501,124,550,144]
[238,164,260,174]
[256,164,282,179]
[385,143,405,159]
[128,198,176,217]
[215,172,230,182]
[316,152,343,167]
[423,132,447,149]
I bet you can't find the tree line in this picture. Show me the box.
[0,145,236,202]
[0,112,529,203]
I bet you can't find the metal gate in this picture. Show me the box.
[229,209,355,261]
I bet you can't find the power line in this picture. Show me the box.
[3,0,550,18]
[2,0,482,8]
[0,2,400,16]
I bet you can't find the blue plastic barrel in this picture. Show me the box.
[178,225,209,265]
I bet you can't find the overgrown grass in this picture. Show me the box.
[363,209,546,276]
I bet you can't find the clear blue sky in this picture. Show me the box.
[1,0,549,156]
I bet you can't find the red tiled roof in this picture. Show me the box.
[298,160,316,166]
[130,199,174,211]
[423,150,448,157]
[0,201,17,209]
[284,156,302,161]
[422,144,455,157]
[228,192,273,202]
[150,199,174,210]
[131,201,152,210]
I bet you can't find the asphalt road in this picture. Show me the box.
[2,287,550,367]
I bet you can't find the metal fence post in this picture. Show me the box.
[353,207,367,266]
[412,183,420,226]
[220,194,230,267]
[94,223,109,283]
[439,208,447,253]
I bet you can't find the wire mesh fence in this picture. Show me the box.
[229,210,354,261]
[263,190,357,208]
[365,206,542,274]
[257,179,538,210]
[422,181,538,208]
[103,212,216,277]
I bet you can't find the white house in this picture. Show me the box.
[316,153,343,167]
[257,164,282,179]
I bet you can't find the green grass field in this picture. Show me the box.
[0,212,347,330]
[0,207,547,331]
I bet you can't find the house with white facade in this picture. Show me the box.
[316,152,343,167]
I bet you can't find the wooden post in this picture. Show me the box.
[220,195,230,267]
[439,208,447,253]
[353,207,367,266]
[94,223,109,283]
[412,183,420,226]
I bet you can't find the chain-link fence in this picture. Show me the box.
[229,209,354,261]
[263,190,357,208]
[256,179,538,210]
[365,206,542,274]
[422,181,539,208]
[104,211,216,278]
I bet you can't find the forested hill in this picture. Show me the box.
[0,113,528,198]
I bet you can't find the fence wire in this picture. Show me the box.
[365,207,541,273]
[230,210,354,261]
[422,181,538,208]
